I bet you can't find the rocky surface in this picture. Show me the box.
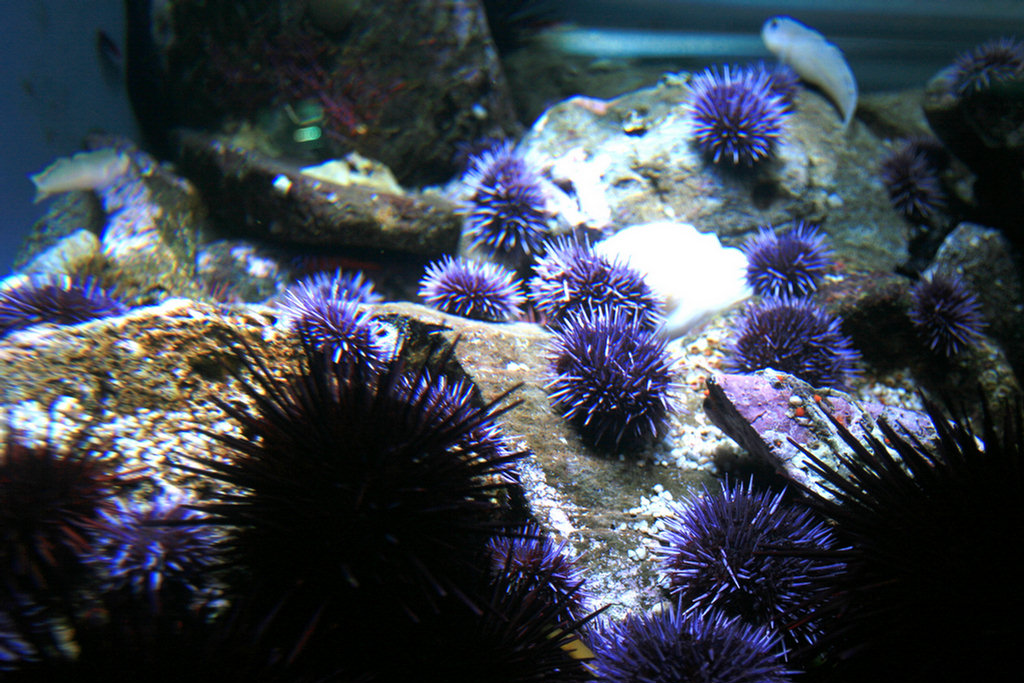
[519,77,912,271]
[177,131,462,255]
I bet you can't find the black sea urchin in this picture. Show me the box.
[728,296,859,389]
[589,608,791,683]
[277,276,388,367]
[951,36,1024,96]
[419,255,525,322]
[689,64,790,167]
[655,481,846,656]
[528,236,664,330]
[0,275,126,339]
[463,141,551,265]
[741,222,833,298]
[879,143,947,223]
[180,336,527,661]
[788,397,1024,683]
[908,272,986,357]
[0,417,123,596]
[546,306,677,451]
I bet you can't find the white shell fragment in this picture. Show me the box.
[762,15,858,128]
[29,148,131,203]
[594,221,752,338]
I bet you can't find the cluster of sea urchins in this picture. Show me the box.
[730,223,859,389]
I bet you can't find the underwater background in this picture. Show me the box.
[2,0,1024,681]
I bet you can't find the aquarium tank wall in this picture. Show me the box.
[1,1,1023,681]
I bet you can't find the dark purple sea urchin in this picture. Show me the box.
[951,36,1024,96]
[908,272,985,357]
[528,236,664,330]
[655,481,846,656]
[546,306,677,451]
[419,256,525,322]
[728,296,859,389]
[589,608,791,683]
[179,335,527,662]
[741,222,833,298]
[689,64,790,167]
[787,397,1024,683]
[879,142,947,223]
[0,275,126,339]
[462,141,551,265]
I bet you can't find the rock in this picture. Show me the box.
[930,222,1024,382]
[703,369,937,497]
[18,229,101,277]
[520,73,910,271]
[177,131,462,255]
[159,0,519,184]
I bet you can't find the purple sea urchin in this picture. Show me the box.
[179,336,527,659]
[546,306,677,450]
[728,296,859,389]
[528,236,664,330]
[589,608,791,683]
[418,256,525,322]
[908,272,985,357]
[655,481,846,655]
[277,277,388,367]
[291,268,383,305]
[689,65,790,167]
[487,521,589,623]
[951,36,1024,96]
[86,493,219,614]
[749,61,801,104]
[879,143,947,223]
[741,222,833,298]
[0,275,126,339]
[462,141,551,265]
[788,397,1024,682]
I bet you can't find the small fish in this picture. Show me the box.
[762,16,858,128]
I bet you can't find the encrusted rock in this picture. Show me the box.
[178,131,462,255]
[520,74,910,271]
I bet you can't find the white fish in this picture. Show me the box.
[762,16,858,128]
[29,148,130,203]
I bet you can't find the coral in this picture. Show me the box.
[788,397,1024,682]
[178,336,527,660]
[546,306,677,451]
[741,222,833,298]
[528,236,664,330]
[879,142,947,223]
[418,256,525,322]
[688,65,790,167]
[277,277,389,367]
[462,141,551,265]
[487,521,589,623]
[85,492,219,614]
[951,36,1024,96]
[655,481,846,655]
[589,608,791,683]
[908,272,986,357]
[0,275,126,339]
[727,296,859,389]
